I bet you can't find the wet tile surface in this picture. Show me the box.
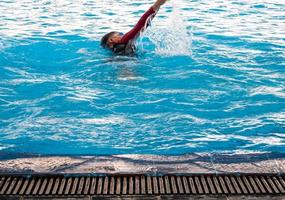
[0,153,284,174]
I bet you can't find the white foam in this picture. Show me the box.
[145,1,192,56]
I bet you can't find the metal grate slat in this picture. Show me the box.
[230,176,242,194]
[272,176,285,193]
[260,176,273,194]
[194,176,203,194]
[200,176,209,194]
[236,176,248,194]
[103,176,109,195]
[248,176,261,193]
[147,176,152,194]
[212,176,223,194]
[32,178,42,195]
[12,177,23,195]
[70,177,78,195]
[57,177,66,195]
[141,176,146,194]
[0,177,11,195]
[109,176,115,195]
[254,175,266,194]
[25,177,35,195]
[122,177,127,195]
[267,176,280,194]
[135,176,140,194]
[188,176,197,194]
[218,176,229,194]
[45,177,54,195]
[77,177,85,195]
[153,177,159,194]
[164,176,171,194]
[96,177,103,195]
[63,177,72,195]
[158,176,165,194]
[242,176,254,194]
[115,177,120,195]
[176,176,184,194]
[224,176,235,194]
[128,176,133,195]
[182,176,190,194]
[18,178,29,195]
[52,177,60,195]
[207,176,216,194]
[0,177,5,191]
[279,176,285,188]
[6,177,17,195]
[89,177,97,195]
[170,176,178,194]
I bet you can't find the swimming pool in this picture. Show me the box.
[0,0,284,155]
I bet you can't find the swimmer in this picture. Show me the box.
[101,0,168,54]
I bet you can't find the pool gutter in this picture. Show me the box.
[0,173,284,199]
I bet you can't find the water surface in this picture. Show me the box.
[0,0,285,155]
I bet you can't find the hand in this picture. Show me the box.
[160,0,169,5]
[152,0,168,11]
[159,0,168,5]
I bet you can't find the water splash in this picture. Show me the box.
[146,1,192,56]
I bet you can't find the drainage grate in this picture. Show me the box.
[0,174,284,196]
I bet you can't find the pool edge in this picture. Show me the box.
[0,153,284,174]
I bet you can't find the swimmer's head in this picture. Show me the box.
[101,31,124,49]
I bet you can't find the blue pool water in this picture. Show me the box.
[0,0,285,155]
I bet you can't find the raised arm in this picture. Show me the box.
[120,0,168,44]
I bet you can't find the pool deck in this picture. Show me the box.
[0,152,284,174]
